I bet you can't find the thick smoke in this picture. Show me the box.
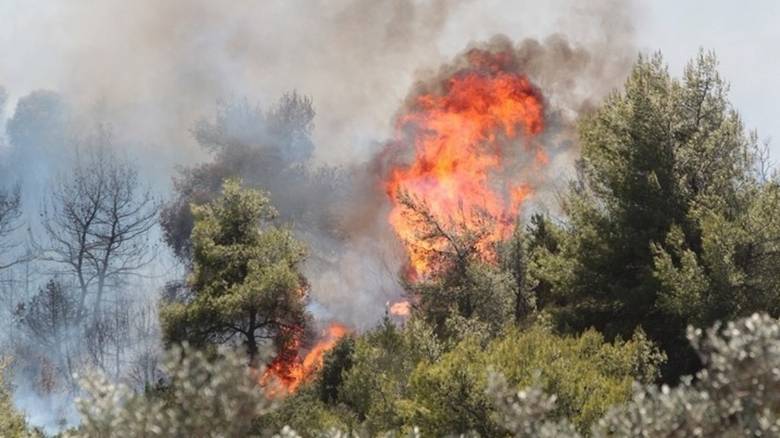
[0,0,637,432]
[0,0,473,171]
[0,1,635,169]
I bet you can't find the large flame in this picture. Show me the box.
[384,49,546,277]
[261,323,349,396]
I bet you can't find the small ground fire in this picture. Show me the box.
[261,322,349,396]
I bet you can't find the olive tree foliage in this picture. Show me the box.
[486,313,780,437]
[530,50,780,380]
[487,372,580,438]
[160,180,310,364]
[593,313,780,437]
[65,344,271,438]
[40,139,160,323]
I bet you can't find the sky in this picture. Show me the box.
[0,1,777,164]
[637,1,780,157]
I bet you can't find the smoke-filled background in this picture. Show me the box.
[0,0,638,328]
[0,0,777,432]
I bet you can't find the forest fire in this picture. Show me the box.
[261,323,349,396]
[384,49,547,277]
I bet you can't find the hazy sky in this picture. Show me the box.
[638,1,780,158]
[443,0,780,158]
[0,1,777,163]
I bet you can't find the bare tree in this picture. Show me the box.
[0,184,24,347]
[125,301,163,389]
[0,183,22,270]
[40,136,160,324]
[85,296,130,377]
[14,278,82,389]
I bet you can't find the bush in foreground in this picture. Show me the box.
[490,313,780,437]
[65,344,270,438]
[64,313,780,437]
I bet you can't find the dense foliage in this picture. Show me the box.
[59,312,780,437]
[529,51,780,380]
[258,316,662,435]
[65,345,270,437]
[160,180,310,364]
[489,313,780,437]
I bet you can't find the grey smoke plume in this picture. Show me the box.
[0,0,473,172]
[0,0,635,169]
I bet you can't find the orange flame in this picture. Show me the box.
[384,49,546,277]
[261,323,349,396]
[389,300,411,317]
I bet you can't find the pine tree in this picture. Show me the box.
[161,180,310,364]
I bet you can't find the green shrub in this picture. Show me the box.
[0,358,36,438]
[405,324,663,435]
[66,344,271,437]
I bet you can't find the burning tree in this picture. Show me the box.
[384,49,546,277]
[382,49,548,337]
[393,193,522,338]
[158,94,355,396]
[160,180,311,366]
[261,322,348,396]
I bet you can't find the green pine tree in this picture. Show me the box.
[531,51,780,380]
[161,179,310,364]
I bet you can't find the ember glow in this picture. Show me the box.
[261,323,349,396]
[384,49,547,277]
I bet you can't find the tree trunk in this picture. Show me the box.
[246,311,258,365]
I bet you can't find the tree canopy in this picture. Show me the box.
[529,50,780,380]
[161,180,310,364]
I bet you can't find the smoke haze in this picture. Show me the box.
[0,0,639,432]
[0,1,635,167]
[0,0,640,352]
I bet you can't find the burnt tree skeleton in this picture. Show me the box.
[39,139,160,325]
[0,183,24,270]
